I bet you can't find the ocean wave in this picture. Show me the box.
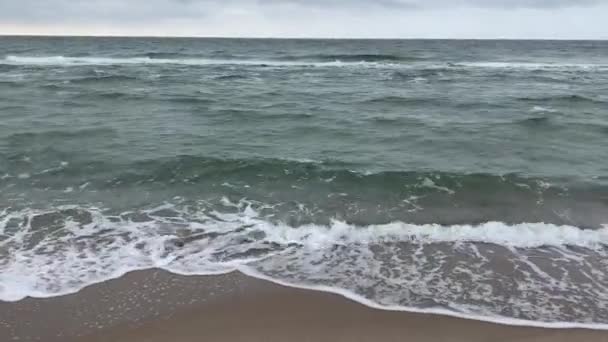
[91,91,145,100]
[213,74,249,81]
[142,52,207,59]
[517,116,552,126]
[359,95,441,106]
[0,203,607,328]
[517,94,605,104]
[3,155,607,229]
[531,106,559,113]
[5,56,606,74]
[456,62,608,71]
[7,128,117,142]
[163,96,215,105]
[140,52,417,63]
[68,74,138,84]
[280,53,420,62]
[2,155,524,188]
[1,55,392,68]
[389,68,463,81]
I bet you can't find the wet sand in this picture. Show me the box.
[1,270,607,342]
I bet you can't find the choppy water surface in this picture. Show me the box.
[1,37,608,327]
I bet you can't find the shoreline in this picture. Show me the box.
[238,266,608,330]
[1,270,607,342]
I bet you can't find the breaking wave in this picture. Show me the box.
[5,55,607,72]
[1,202,607,329]
[1,55,393,68]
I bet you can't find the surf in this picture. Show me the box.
[2,55,391,68]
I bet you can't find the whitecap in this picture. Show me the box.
[2,55,389,68]
[531,106,558,113]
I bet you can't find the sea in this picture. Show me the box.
[1,37,607,328]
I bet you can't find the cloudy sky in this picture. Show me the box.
[0,0,606,39]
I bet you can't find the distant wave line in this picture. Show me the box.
[3,55,608,70]
[2,55,391,67]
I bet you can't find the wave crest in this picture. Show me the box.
[2,55,390,68]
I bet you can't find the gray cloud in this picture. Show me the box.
[382,0,601,9]
[0,0,606,38]
[0,0,601,21]
[0,1,207,23]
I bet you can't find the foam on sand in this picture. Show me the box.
[1,204,607,328]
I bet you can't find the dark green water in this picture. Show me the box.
[1,37,607,327]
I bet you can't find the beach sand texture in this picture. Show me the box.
[1,270,607,342]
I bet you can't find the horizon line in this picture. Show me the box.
[0,34,607,41]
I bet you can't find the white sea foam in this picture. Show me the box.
[1,205,607,328]
[457,61,608,70]
[5,56,607,72]
[17,173,30,179]
[531,106,558,113]
[418,177,455,194]
[263,220,608,248]
[2,55,382,68]
[237,266,608,330]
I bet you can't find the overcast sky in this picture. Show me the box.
[0,0,606,39]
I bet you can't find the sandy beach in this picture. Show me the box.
[0,270,606,342]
